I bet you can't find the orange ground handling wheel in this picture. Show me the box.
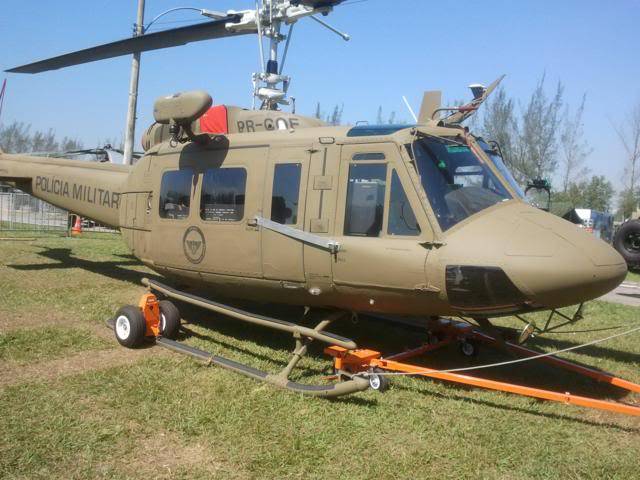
[158,300,181,340]
[114,305,146,348]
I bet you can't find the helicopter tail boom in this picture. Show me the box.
[0,152,129,227]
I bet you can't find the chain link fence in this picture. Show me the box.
[0,184,117,234]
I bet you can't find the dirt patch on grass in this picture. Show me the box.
[0,309,72,332]
[0,344,164,389]
[105,430,251,479]
[0,307,124,341]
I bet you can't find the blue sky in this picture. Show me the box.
[1,0,639,191]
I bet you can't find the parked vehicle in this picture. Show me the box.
[574,209,615,243]
[614,209,640,270]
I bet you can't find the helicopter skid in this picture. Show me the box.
[155,337,370,398]
[141,278,370,398]
[326,319,640,417]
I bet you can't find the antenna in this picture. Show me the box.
[402,95,418,123]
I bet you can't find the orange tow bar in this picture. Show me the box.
[325,325,640,417]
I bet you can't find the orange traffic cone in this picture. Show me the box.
[71,216,82,236]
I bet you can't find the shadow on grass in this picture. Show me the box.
[391,382,640,433]
[179,325,292,369]
[173,296,640,420]
[619,293,640,299]
[526,334,640,368]
[8,246,163,285]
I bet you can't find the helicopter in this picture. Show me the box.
[1,0,637,413]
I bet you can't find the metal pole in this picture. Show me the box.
[0,79,7,124]
[123,0,145,165]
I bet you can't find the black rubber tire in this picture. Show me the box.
[113,305,146,348]
[368,368,390,393]
[614,220,640,269]
[459,339,479,357]
[158,300,181,340]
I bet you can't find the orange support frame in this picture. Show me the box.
[325,334,640,417]
[138,293,161,337]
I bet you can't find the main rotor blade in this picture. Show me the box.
[6,15,247,74]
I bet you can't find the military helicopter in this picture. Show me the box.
[2,1,638,414]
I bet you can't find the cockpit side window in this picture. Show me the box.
[159,169,193,220]
[344,163,387,237]
[476,139,526,199]
[388,170,420,236]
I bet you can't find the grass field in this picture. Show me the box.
[627,270,640,283]
[1,234,639,479]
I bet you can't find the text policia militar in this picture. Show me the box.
[35,175,121,209]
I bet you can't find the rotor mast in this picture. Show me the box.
[254,0,289,110]
[246,0,349,110]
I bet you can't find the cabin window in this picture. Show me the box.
[352,152,386,161]
[344,164,387,237]
[200,167,247,222]
[159,169,193,220]
[271,163,302,225]
[388,170,420,236]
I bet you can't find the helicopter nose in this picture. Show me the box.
[440,203,627,312]
[503,209,626,307]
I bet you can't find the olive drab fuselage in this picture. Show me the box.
[0,113,627,319]
[117,116,627,318]
[120,123,439,316]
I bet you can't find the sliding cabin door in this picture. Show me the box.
[151,145,265,279]
[195,147,266,278]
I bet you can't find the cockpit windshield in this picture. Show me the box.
[477,139,526,199]
[409,137,512,231]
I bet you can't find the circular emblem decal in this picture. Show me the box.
[182,226,206,264]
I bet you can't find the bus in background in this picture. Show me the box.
[574,209,614,243]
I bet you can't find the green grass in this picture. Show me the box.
[0,326,109,364]
[1,234,639,479]
[627,270,640,283]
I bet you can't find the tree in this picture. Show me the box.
[582,175,614,212]
[553,175,614,212]
[618,187,638,220]
[0,121,82,154]
[376,106,383,125]
[559,94,591,192]
[0,121,31,153]
[612,102,640,216]
[517,75,564,181]
[30,129,58,153]
[481,77,564,185]
[387,111,396,125]
[314,102,322,120]
[60,137,83,152]
[327,104,344,126]
[482,87,518,174]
